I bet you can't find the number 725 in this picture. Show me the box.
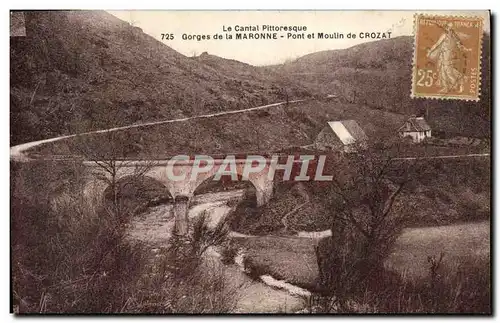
[161,33,175,40]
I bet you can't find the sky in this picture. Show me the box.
[108,10,489,66]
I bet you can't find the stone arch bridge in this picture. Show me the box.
[82,155,326,234]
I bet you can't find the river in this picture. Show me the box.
[125,189,311,313]
[125,189,491,313]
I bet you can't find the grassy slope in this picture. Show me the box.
[30,99,408,158]
[274,36,491,139]
[14,17,490,156]
[231,155,490,234]
[10,10,313,145]
[386,221,489,280]
[232,235,319,289]
[233,221,489,289]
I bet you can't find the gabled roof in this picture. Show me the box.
[327,120,368,145]
[398,117,431,132]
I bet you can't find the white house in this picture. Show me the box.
[314,120,368,153]
[398,116,432,143]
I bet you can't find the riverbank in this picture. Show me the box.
[230,220,490,291]
[126,189,490,313]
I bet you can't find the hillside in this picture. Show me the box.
[29,100,408,158]
[10,10,312,145]
[11,12,491,158]
[274,36,491,139]
[233,157,490,235]
[195,52,307,98]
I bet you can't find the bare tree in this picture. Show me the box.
[75,130,161,224]
[316,140,422,307]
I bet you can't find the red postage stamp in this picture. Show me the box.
[412,14,484,101]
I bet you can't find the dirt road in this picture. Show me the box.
[10,100,305,161]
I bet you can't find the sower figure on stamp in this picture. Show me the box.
[426,22,472,94]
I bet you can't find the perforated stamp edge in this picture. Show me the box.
[410,13,484,102]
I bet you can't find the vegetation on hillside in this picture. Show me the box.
[28,99,409,158]
[10,10,312,145]
[11,160,236,313]
[275,35,491,138]
[12,12,490,150]
[228,139,490,235]
[228,140,490,313]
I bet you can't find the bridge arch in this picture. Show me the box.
[193,173,258,207]
[83,173,173,219]
[193,173,256,197]
[187,164,273,207]
[82,157,276,235]
[192,173,260,232]
[101,175,173,215]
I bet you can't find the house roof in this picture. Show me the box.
[398,117,431,132]
[327,120,368,145]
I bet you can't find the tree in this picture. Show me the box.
[166,212,230,278]
[316,141,421,305]
[75,129,160,225]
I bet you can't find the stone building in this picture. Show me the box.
[314,120,368,153]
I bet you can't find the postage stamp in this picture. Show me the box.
[412,14,484,101]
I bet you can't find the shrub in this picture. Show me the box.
[12,161,236,313]
[219,242,240,265]
[122,247,237,314]
[124,211,236,313]
[311,249,491,314]
[11,161,149,313]
[165,212,229,277]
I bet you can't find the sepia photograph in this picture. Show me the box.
[9,9,491,314]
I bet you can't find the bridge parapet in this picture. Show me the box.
[80,153,335,235]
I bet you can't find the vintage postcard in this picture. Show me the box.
[10,10,491,315]
[412,14,484,100]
